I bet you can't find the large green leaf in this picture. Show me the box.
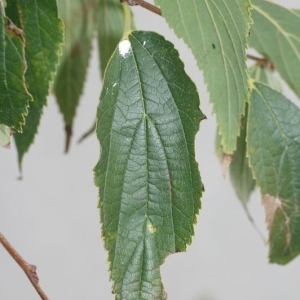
[94,31,204,299]
[0,5,31,132]
[247,83,300,264]
[6,0,63,165]
[249,0,300,98]
[54,0,96,152]
[154,0,251,154]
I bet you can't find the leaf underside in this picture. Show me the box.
[250,0,300,99]
[94,31,204,299]
[155,0,251,154]
[247,83,300,264]
[6,0,63,165]
[0,6,31,132]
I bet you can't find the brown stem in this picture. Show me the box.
[121,0,161,16]
[0,232,49,300]
[247,54,274,69]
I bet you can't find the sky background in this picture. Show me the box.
[1,1,300,299]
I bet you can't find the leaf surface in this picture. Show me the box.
[6,0,63,164]
[53,0,96,152]
[154,0,251,153]
[249,0,300,98]
[0,5,31,132]
[94,31,204,299]
[247,83,300,264]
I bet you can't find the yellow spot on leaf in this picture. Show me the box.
[147,224,156,234]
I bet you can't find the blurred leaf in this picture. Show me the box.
[97,0,132,76]
[94,31,204,299]
[154,0,251,154]
[249,0,300,98]
[249,63,282,92]
[6,0,63,165]
[247,83,300,264]
[0,5,31,132]
[230,105,255,204]
[54,0,96,152]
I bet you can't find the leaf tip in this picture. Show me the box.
[64,125,72,153]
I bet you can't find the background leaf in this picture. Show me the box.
[249,0,300,99]
[230,105,255,204]
[249,63,282,92]
[53,0,96,152]
[97,0,128,76]
[94,31,204,299]
[6,0,63,165]
[154,0,251,154]
[247,83,300,264]
[0,5,31,132]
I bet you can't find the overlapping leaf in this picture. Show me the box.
[155,0,251,154]
[249,0,300,98]
[247,83,300,264]
[94,31,204,299]
[0,5,31,132]
[6,0,63,165]
[54,0,96,152]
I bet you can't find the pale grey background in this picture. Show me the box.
[1,1,300,299]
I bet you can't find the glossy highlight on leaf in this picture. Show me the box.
[154,0,251,154]
[247,83,300,264]
[94,31,204,299]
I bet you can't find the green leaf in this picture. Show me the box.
[94,31,204,299]
[249,63,282,92]
[97,0,128,76]
[230,105,255,204]
[154,0,251,154]
[247,83,300,264]
[0,6,31,132]
[53,0,96,152]
[249,0,300,98]
[6,0,63,165]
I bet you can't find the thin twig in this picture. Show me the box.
[247,54,274,69]
[0,232,49,300]
[120,0,162,16]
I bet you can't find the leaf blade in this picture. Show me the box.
[94,31,204,299]
[247,83,300,264]
[53,0,96,151]
[154,0,251,153]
